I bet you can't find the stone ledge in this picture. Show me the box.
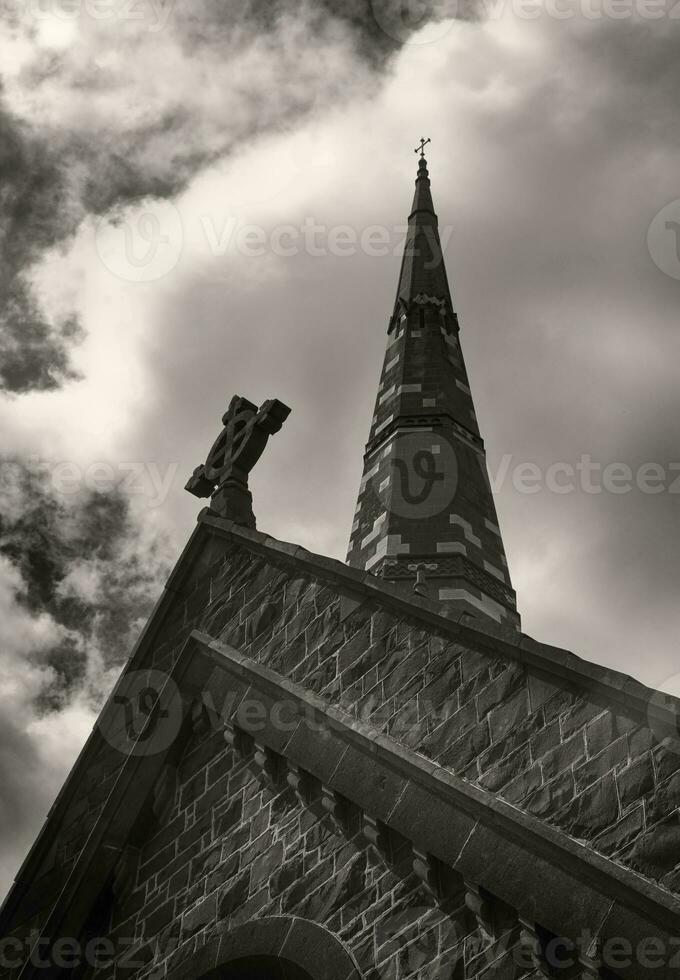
[188,629,680,955]
[198,514,680,733]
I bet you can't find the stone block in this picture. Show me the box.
[251,840,284,890]
[574,736,628,793]
[206,851,240,893]
[623,812,680,881]
[460,648,493,683]
[181,892,217,939]
[654,737,680,783]
[527,672,561,712]
[501,761,542,804]
[593,804,644,857]
[541,730,586,781]
[529,719,560,762]
[478,743,531,793]
[438,719,491,772]
[488,689,530,742]
[647,770,680,825]
[616,753,655,810]
[270,856,304,897]
[476,664,525,720]
[558,698,601,739]
[552,772,619,839]
[420,700,477,759]
[585,711,617,757]
[524,770,575,819]
[217,871,250,919]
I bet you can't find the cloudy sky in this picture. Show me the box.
[0,0,679,900]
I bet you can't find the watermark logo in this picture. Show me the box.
[19,0,176,32]
[646,670,680,763]
[648,199,680,281]
[23,456,179,507]
[370,0,456,44]
[373,431,458,518]
[98,669,183,756]
[488,454,680,496]
[96,201,183,282]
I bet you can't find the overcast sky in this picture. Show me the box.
[0,0,679,901]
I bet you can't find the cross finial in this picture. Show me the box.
[186,394,291,527]
[414,137,431,158]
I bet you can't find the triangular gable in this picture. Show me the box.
[2,513,680,975]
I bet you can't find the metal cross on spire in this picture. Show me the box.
[414,137,431,158]
[186,394,291,527]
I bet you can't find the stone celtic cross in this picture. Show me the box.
[186,394,291,527]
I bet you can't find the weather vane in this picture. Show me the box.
[186,394,291,528]
[414,137,431,158]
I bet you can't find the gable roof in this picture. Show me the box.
[2,512,679,973]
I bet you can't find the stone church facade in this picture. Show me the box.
[1,155,680,979]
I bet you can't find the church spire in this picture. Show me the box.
[346,148,520,630]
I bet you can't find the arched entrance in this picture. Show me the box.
[209,953,313,980]
[169,916,364,980]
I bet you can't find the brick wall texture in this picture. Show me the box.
[4,532,680,978]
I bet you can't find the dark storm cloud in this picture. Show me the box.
[0,0,468,394]
[0,456,174,894]
[0,107,84,392]
[0,457,173,705]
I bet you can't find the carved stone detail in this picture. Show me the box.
[363,814,390,859]
[321,785,345,832]
[286,763,312,806]
[517,917,551,979]
[185,394,291,526]
[465,880,495,941]
[191,697,211,738]
[253,742,280,786]
[223,722,253,756]
[578,940,602,980]
[412,846,439,897]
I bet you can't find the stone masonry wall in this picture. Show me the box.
[5,527,678,973]
[168,539,680,900]
[99,721,535,980]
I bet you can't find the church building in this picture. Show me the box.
[1,149,679,980]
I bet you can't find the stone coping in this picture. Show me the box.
[194,513,679,734]
[3,509,676,952]
[190,630,680,947]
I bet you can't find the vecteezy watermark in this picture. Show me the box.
[95,209,452,282]
[16,0,175,31]
[646,669,680,763]
[369,0,680,46]
[370,0,457,44]
[372,921,680,979]
[488,454,680,496]
[97,669,183,756]
[24,455,179,506]
[98,674,332,758]
[648,200,680,281]
[368,430,459,520]
[0,932,149,971]
[481,0,680,18]
[4,927,680,975]
[197,217,452,261]
[200,688,331,742]
[95,200,183,282]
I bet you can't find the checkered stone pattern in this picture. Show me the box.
[346,158,519,630]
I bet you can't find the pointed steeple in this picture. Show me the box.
[346,149,520,630]
[391,154,454,317]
